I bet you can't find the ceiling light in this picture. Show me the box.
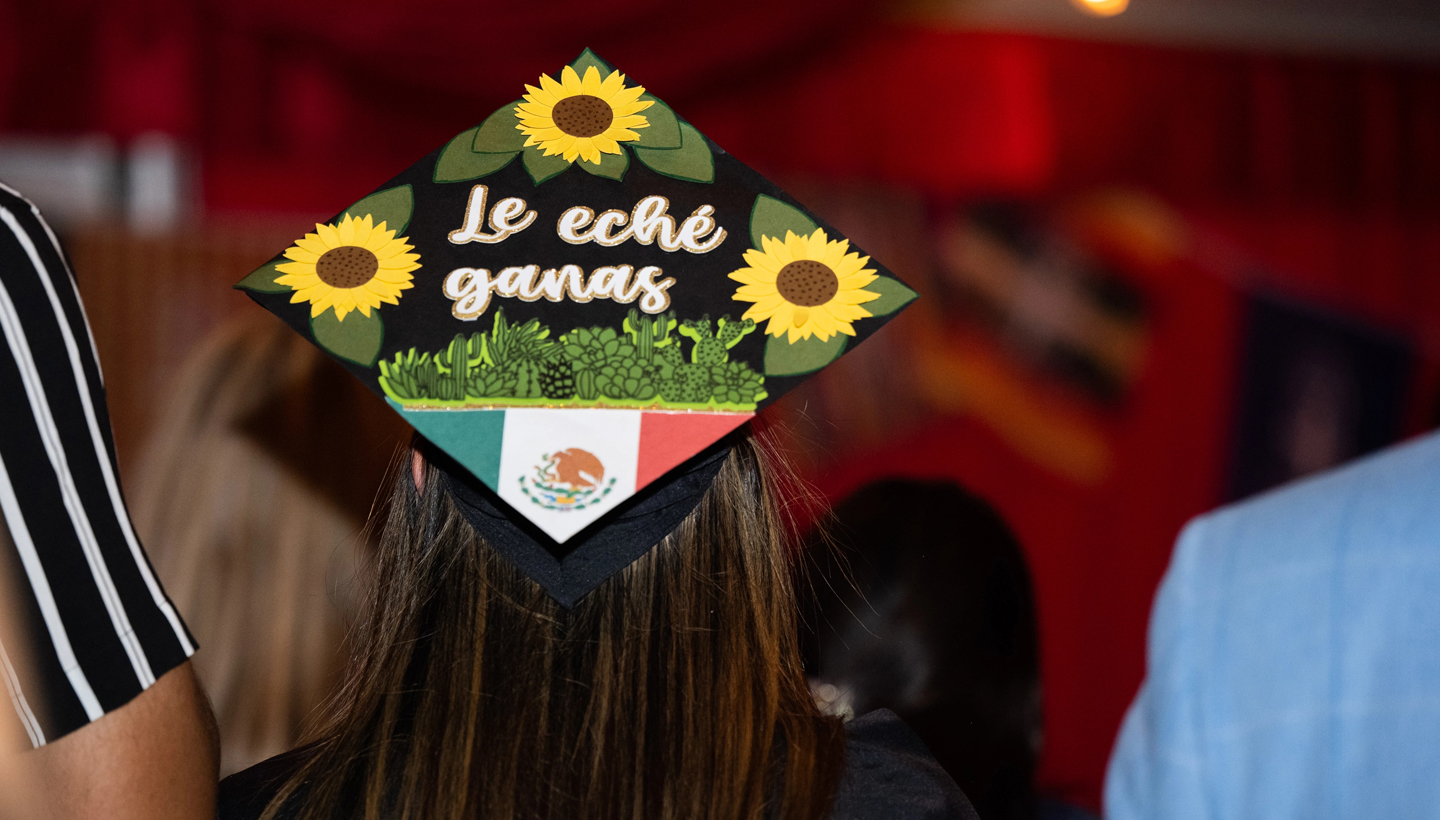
[1071,0,1129,17]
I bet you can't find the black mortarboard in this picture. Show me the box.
[237,49,916,605]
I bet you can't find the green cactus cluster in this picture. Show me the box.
[378,308,768,410]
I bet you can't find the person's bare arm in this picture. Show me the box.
[25,661,218,820]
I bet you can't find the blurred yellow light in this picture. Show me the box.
[1071,0,1129,17]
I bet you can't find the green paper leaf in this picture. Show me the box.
[311,308,383,368]
[523,145,570,185]
[472,101,527,154]
[578,148,628,180]
[632,96,681,149]
[435,128,518,182]
[344,185,414,235]
[568,48,613,77]
[235,260,288,293]
[763,333,847,377]
[633,123,714,183]
[863,276,919,317]
[749,194,818,249]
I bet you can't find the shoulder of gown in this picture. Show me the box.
[830,709,981,820]
[219,711,978,820]
[218,744,315,820]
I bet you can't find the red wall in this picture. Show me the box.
[6,2,1440,808]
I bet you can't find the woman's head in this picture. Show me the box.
[268,429,844,820]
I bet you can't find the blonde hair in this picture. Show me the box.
[131,316,373,775]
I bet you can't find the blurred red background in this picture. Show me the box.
[5,0,1440,809]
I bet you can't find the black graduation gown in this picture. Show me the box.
[219,709,979,820]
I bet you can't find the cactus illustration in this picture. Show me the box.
[512,359,543,399]
[716,315,756,351]
[379,311,767,409]
[538,360,576,399]
[678,315,754,366]
[483,308,556,369]
[623,309,677,364]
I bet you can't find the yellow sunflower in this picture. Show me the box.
[729,228,880,343]
[514,65,652,165]
[274,214,420,322]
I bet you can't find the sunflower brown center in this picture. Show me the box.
[776,260,839,307]
[552,95,614,138]
[315,246,379,289]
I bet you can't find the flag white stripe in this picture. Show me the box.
[6,207,193,658]
[0,638,45,747]
[0,207,156,687]
[0,452,103,722]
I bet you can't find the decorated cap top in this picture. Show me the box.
[237,48,917,605]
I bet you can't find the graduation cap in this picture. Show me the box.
[237,49,916,606]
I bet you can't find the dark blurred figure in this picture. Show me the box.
[805,479,1092,820]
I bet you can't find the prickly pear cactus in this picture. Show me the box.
[716,315,756,351]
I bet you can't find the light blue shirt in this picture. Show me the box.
[1105,431,1440,820]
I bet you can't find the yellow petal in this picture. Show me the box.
[286,282,328,301]
[294,235,330,256]
[350,215,374,247]
[372,270,414,285]
[606,128,642,142]
[275,260,315,275]
[825,303,873,322]
[612,98,654,117]
[599,69,625,98]
[337,216,357,245]
[786,231,811,260]
[609,85,646,107]
[523,84,558,107]
[579,140,602,165]
[831,288,881,305]
[372,240,412,260]
[838,271,879,289]
[807,230,831,260]
[306,289,335,312]
[762,234,794,264]
[560,66,582,93]
[365,226,396,252]
[592,134,620,154]
[282,247,319,264]
[832,252,871,278]
[610,115,648,130]
[378,253,421,270]
[822,239,851,268]
[729,266,776,286]
[742,248,782,274]
[364,281,399,299]
[581,66,602,95]
[736,283,778,298]
[747,294,787,315]
[540,73,567,99]
[517,101,554,118]
[316,222,341,247]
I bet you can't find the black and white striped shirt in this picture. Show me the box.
[0,182,195,747]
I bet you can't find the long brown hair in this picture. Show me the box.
[264,432,846,820]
